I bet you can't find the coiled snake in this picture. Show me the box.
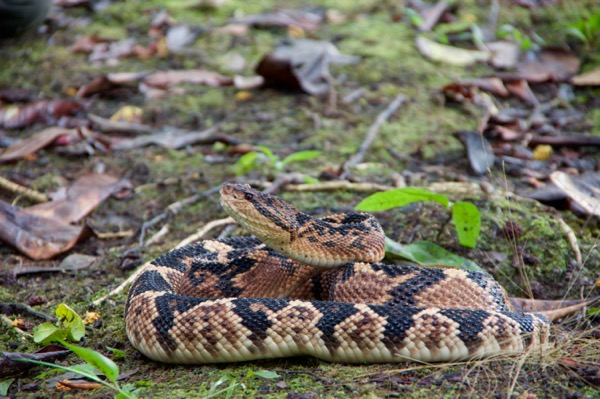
[125,183,550,363]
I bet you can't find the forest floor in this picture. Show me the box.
[0,0,599,398]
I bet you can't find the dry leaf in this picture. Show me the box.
[0,128,75,163]
[454,131,495,175]
[256,39,358,95]
[572,68,600,86]
[487,41,520,69]
[0,200,91,260]
[504,79,539,106]
[510,296,599,321]
[416,36,490,66]
[25,174,133,224]
[111,126,237,150]
[550,171,600,217]
[514,48,580,83]
[0,100,83,129]
[230,9,324,32]
[143,69,232,89]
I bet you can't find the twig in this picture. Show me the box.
[144,224,169,247]
[176,217,234,249]
[340,94,406,180]
[0,302,55,321]
[138,185,221,246]
[557,217,583,265]
[0,175,48,203]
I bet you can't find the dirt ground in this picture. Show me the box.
[0,0,599,398]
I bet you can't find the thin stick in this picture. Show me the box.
[557,218,583,264]
[340,94,405,180]
[176,217,234,249]
[0,175,48,203]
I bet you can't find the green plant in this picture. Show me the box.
[205,370,280,398]
[33,303,85,344]
[14,304,140,398]
[14,341,139,398]
[234,145,320,177]
[356,187,481,249]
[497,24,538,52]
[566,13,600,46]
[356,188,483,271]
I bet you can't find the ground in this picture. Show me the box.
[0,0,599,398]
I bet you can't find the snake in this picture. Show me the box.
[125,183,550,364]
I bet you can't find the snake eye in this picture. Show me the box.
[244,192,254,201]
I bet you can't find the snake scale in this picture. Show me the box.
[125,183,550,364]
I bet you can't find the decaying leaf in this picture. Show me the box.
[504,79,539,106]
[454,131,495,175]
[25,174,132,224]
[572,68,600,86]
[0,128,76,163]
[510,296,599,321]
[550,171,600,217]
[143,69,233,89]
[256,39,359,95]
[0,200,92,260]
[111,126,238,150]
[514,48,580,83]
[454,78,510,97]
[487,41,520,69]
[416,36,490,66]
[0,100,83,129]
[230,9,324,32]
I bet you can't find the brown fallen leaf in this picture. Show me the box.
[504,79,539,106]
[57,380,104,391]
[0,200,92,260]
[454,77,510,97]
[572,68,600,86]
[256,39,358,95]
[0,100,83,129]
[143,69,232,89]
[70,35,114,53]
[0,128,75,163]
[25,174,132,224]
[510,297,599,318]
[513,48,580,83]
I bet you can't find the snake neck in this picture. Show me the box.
[220,183,386,268]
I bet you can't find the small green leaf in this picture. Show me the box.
[356,188,449,212]
[60,341,120,384]
[281,150,321,166]
[0,378,14,396]
[588,308,600,316]
[56,304,85,342]
[565,26,588,43]
[255,145,274,159]
[385,238,483,272]
[247,370,280,379]
[451,202,481,248]
[106,346,126,359]
[33,323,68,344]
[234,152,259,176]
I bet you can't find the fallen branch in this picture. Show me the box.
[340,94,405,180]
[88,113,152,135]
[0,175,48,203]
